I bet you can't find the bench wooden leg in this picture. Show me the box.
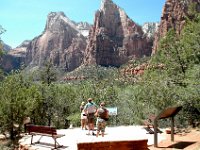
[52,138,63,149]
[54,138,56,149]
[31,135,33,144]
[36,136,43,143]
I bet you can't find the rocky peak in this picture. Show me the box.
[9,40,30,58]
[45,12,79,34]
[98,0,136,36]
[76,22,91,37]
[76,22,91,30]
[83,0,151,67]
[100,0,115,11]
[17,40,31,48]
[142,22,159,39]
[25,12,87,71]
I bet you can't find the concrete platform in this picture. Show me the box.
[19,126,165,150]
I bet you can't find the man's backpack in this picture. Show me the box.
[99,108,109,121]
[86,103,97,114]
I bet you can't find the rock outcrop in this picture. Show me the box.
[142,22,159,39]
[83,0,152,67]
[152,0,200,54]
[25,12,90,71]
[76,22,91,37]
[9,40,30,58]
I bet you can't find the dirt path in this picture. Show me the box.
[149,129,200,150]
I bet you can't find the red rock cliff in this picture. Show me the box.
[83,0,152,67]
[153,0,200,54]
[25,12,89,71]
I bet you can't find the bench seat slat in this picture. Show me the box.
[29,132,64,138]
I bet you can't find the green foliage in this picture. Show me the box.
[0,25,6,35]
[179,18,200,65]
[0,43,3,56]
[0,69,5,81]
[116,85,146,125]
[39,61,57,85]
[0,144,11,150]
[188,2,200,20]
[144,11,200,127]
[0,26,6,80]
[0,25,6,56]
[151,29,187,81]
[67,113,80,127]
[0,70,39,139]
[48,84,78,128]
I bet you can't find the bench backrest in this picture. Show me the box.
[27,125,57,135]
[77,139,148,150]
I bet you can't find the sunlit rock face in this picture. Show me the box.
[8,40,30,58]
[76,22,91,37]
[152,0,200,54]
[83,0,152,67]
[25,12,90,71]
[142,22,159,39]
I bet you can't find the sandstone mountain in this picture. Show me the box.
[25,12,91,71]
[83,0,152,67]
[153,0,200,54]
[3,0,161,73]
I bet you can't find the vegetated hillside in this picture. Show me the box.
[141,2,200,126]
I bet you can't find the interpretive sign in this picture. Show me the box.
[106,107,117,116]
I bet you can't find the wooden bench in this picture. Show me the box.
[77,139,149,150]
[26,124,65,149]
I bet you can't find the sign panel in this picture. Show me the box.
[106,107,117,116]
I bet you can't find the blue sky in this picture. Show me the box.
[0,0,165,48]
